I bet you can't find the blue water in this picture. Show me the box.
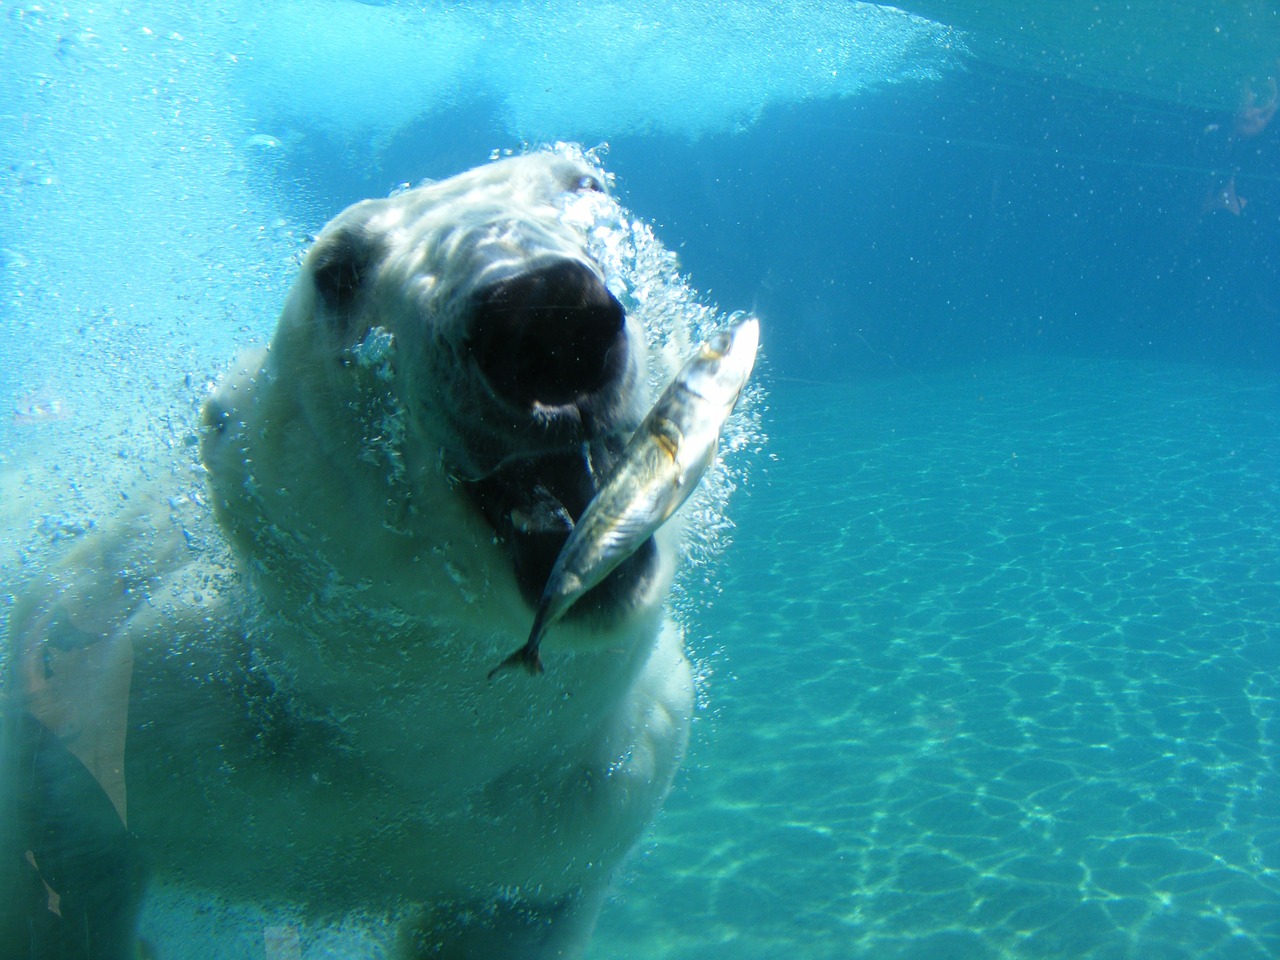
[594,361,1280,959]
[2,1,1278,958]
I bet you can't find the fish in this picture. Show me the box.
[490,315,760,677]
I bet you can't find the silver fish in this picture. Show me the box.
[491,315,760,677]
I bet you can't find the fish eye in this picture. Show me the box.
[705,331,732,357]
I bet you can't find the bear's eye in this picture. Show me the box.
[311,228,381,314]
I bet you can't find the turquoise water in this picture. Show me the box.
[594,360,1280,960]
[3,1,1279,957]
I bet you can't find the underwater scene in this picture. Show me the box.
[1,1,1278,959]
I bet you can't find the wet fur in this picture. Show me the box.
[2,154,694,959]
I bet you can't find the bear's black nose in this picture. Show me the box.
[469,259,628,409]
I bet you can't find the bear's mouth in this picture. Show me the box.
[457,256,656,620]
[461,439,657,620]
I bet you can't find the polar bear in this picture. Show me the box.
[1,150,752,958]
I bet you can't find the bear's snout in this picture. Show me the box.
[468,259,628,410]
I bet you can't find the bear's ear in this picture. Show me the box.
[310,227,384,318]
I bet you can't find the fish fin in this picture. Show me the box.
[489,605,550,679]
[488,603,555,679]
[487,644,544,679]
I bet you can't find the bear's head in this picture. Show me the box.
[202,152,675,649]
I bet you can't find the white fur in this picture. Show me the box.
[6,153,700,958]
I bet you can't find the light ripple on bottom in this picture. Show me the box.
[592,358,1280,960]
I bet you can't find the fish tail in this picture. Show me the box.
[487,643,545,679]
[488,609,551,679]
